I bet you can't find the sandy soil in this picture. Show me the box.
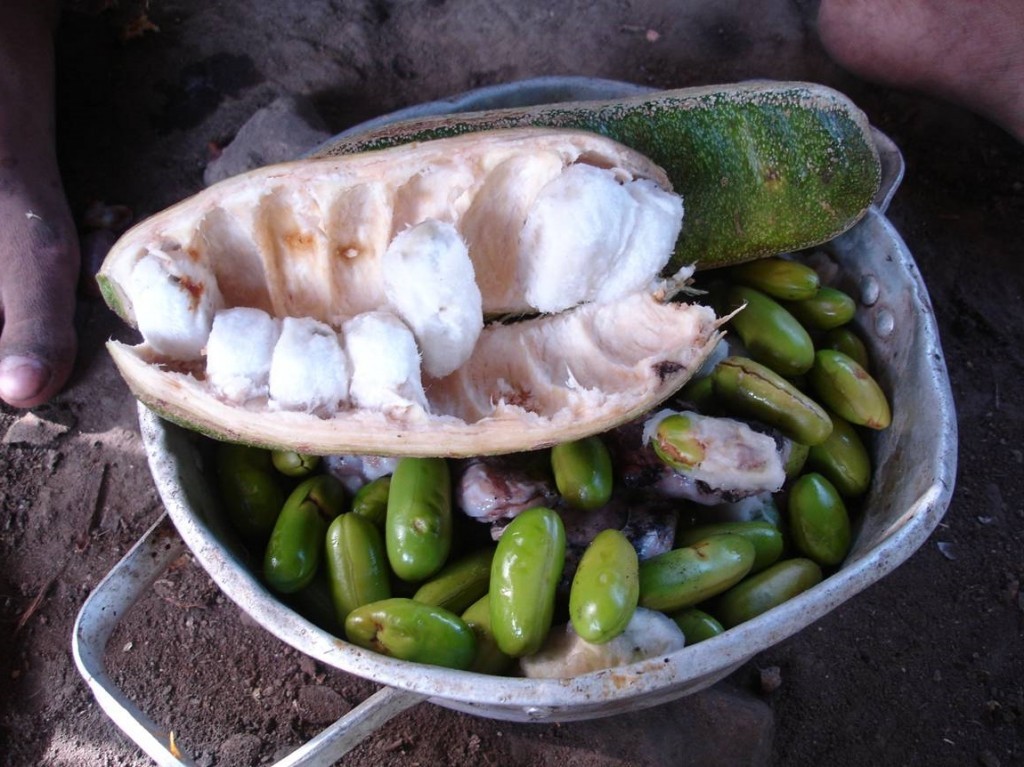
[1,1,1022,765]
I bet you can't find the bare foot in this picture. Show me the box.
[818,0,1024,142]
[0,1,80,408]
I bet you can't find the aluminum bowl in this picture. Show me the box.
[138,77,956,725]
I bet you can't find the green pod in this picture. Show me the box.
[809,350,892,430]
[490,507,566,657]
[670,608,725,645]
[711,558,823,628]
[345,597,476,670]
[783,440,810,479]
[678,374,718,414]
[284,570,344,637]
[216,442,287,544]
[264,474,347,594]
[675,521,783,574]
[711,356,833,446]
[325,513,391,623]
[413,547,495,615]
[270,449,321,478]
[461,595,514,675]
[784,286,857,331]
[787,473,852,566]
[386,457,452,582]
[726,285,815,377]
[638,534,756,613]
[821,327,871,370]
[650,413,706,471]
[569,529,640,644]
[807,412,872,497]
[351,475,391,529]
[550,436,614,510]
[728,257,821,301]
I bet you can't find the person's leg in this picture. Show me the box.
[0,0,80,409]
[818,0,1024,142]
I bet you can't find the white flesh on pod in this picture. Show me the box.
[98,128,723,456]
[643,409,787,496]
[519,607,686,679]
[205,307,281,403]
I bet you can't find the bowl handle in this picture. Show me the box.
[72,513,426,766]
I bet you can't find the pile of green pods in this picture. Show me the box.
[211,252,891,674]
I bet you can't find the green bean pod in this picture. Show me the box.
[783,440,810,479]
[675,521,784,574]
[550,436,614,510]
[461,595,514,675]
[638,534,756,613]
[787,473,852,566]
[807,412,872,497]
[711,558,823,628]
[351,475,391,529]
[678,374,718,413]
[711,356,833,445]
[728,256,821,301]
[264,474,347,594]
[386,457,452,582]
[413,547,495,615]
[284,570,344,637]
[270,449,321,478]
[809,349,892,430]
[345,598,477,670]
[216,442,287,544]
[783,286,857,330]
[670,607,725,645]
[490,507,566,657]
[821,327,871,370]
[650,412,707,471]
[569,529,640,644]
[324,513,391,623]
[726,285,816,377]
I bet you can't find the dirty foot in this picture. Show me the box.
[818,0,1024,142]
[0,1,80,408]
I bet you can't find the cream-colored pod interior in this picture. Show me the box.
[98,128,723,456]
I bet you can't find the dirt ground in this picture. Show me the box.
[2,1,1022,765]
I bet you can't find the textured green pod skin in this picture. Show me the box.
[787,473,852,566]
[650,413,707,471]
[728,257,821,301]
[490,507,566,657]
[264,474,347,594]
[386,457,453,582]
[821,327,871,371]
[784,286,857,330]
[413,547,495,615]
[351,475,391,529]
[675,521,784,574]
[712,356,833,445]
[726,285,815,377]
[461,594,514,675]
[345,598,477,670]
[670,608,725,645]
[809,350,892,430]
[711,558,823,628]
[638,534,756,613]
[315,82,881,271]
[216,442,287,544]
[551,436,614,510]
[784,440,811,479]
[270,449,321,478]
[807,412,872,497]
[569,529,640,644]
[325,513,391,623]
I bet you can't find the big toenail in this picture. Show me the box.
[0,355,51,402]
